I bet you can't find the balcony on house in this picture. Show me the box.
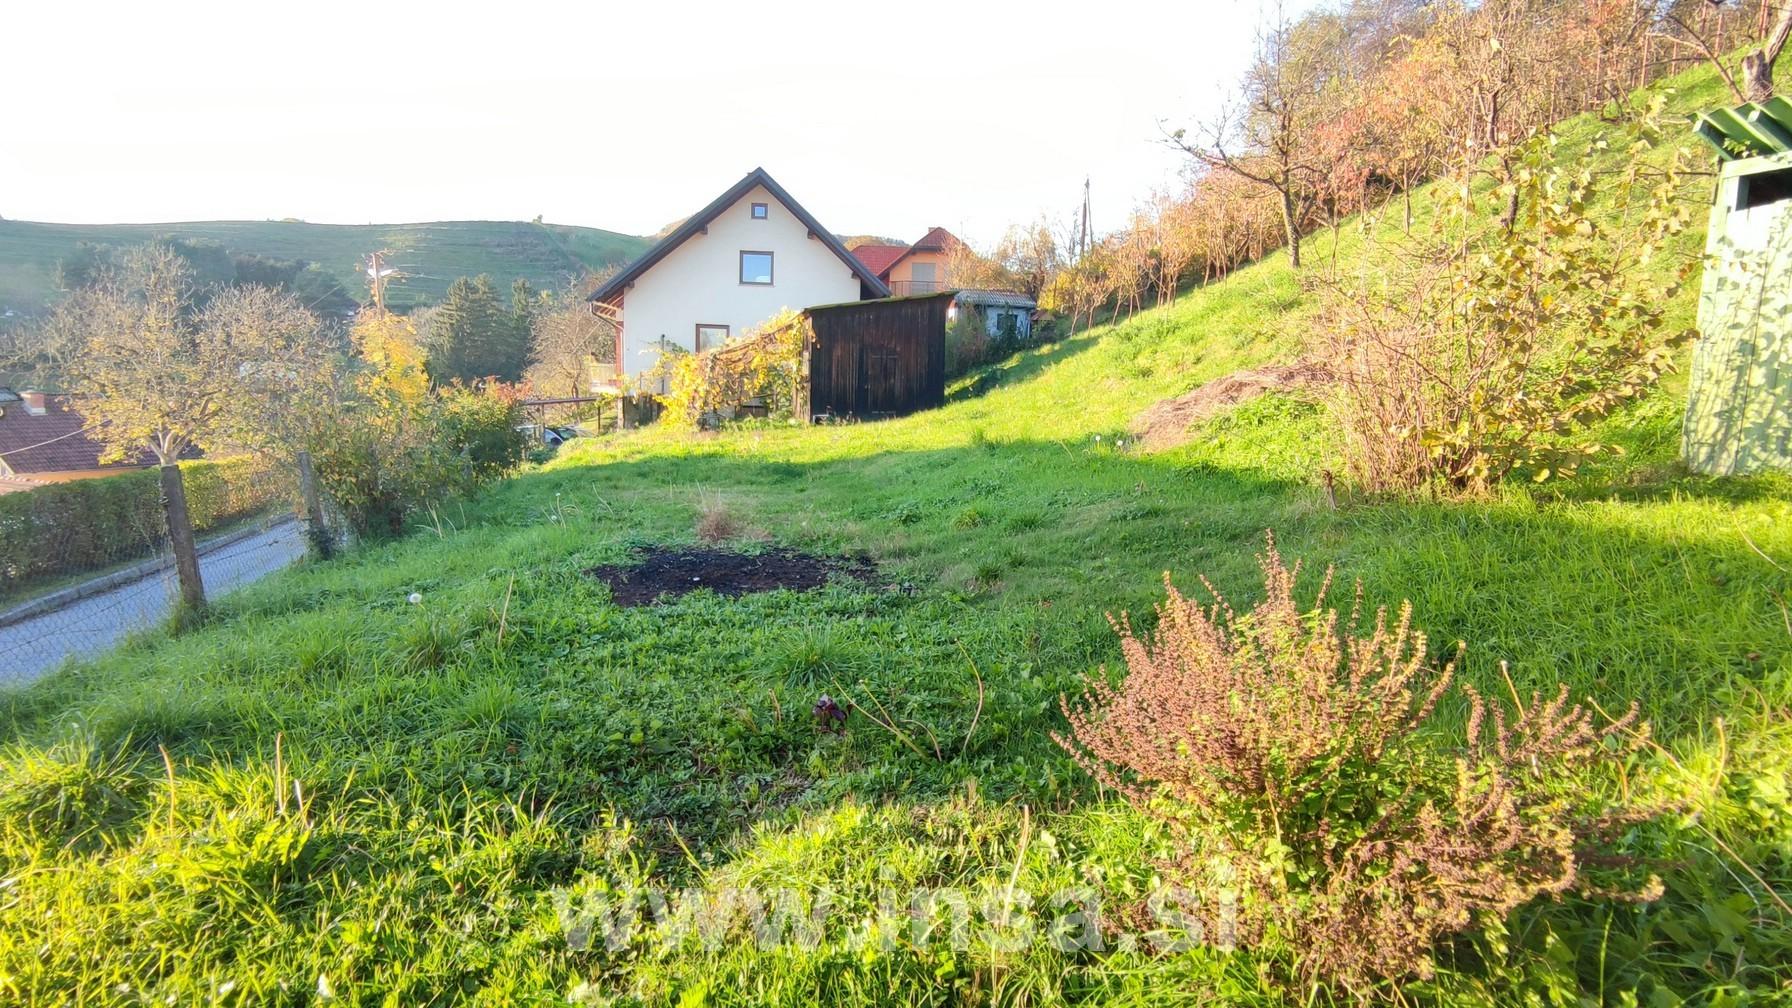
[888,279,946,296]
[587,360,620,394]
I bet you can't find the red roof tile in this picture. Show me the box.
[875,227,968,278]
[0,394,147,476]
[850,244,910,279]
[910,226,964,253]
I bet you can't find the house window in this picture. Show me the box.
[695,324,729,352]
[750,202,769,220]
[996,312,1019,338]
[740,251,774,285]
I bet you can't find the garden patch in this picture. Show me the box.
[585,545,877,605]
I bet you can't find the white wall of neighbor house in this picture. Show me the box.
[618,184,862,381]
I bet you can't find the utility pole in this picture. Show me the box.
[365,249,399,312]
[1077,177,1092,259]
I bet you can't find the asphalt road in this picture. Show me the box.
[0,519,307,686]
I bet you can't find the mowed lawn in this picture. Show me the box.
[0,63,1788,1006]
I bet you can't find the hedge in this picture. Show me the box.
[0,457,286,605]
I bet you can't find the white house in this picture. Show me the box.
[589,168,889,390]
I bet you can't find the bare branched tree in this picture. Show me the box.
[525,284,618,401]
[1146,190,1203,306]
[943,240,1024,293]
[1166,7,1349,269]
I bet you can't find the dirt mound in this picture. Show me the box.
[586,546,876,606]
[1129,360,1333,452]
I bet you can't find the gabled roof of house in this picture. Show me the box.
[849,243,909,278]
[0,394,144,476]
[588,167,892,306]
[910,226,962,252]
[881,226,965,277]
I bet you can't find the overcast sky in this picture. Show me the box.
[1,0,1291,249]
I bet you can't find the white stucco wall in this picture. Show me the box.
[618,185,863,382]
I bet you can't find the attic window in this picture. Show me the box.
[750,203,768,220]
[1738,168,1792,210]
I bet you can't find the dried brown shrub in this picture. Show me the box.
[694,495,742,543]
[1055,532,1658,990]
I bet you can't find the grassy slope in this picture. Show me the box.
[0,218,650,313]
[1,62,1789,1005]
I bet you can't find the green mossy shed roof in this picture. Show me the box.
[1695,96,1792,160]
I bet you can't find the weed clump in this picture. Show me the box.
[695,498,743,543]
[1055,532,1659,990]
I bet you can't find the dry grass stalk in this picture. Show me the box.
[694,493,743,543]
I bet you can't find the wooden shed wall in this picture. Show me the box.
[807,293,951,421]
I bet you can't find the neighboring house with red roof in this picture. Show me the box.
[883,227,967,296]
[845,242,909,281]
[0,389,153,492]
[587,167,890,391]
[851,227,969,296]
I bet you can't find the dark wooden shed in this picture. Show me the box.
[805,291,953,421]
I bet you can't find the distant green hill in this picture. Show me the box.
[0,218,651,314]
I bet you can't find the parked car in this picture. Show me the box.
[515,424,580,446]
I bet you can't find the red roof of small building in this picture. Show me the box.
[850,244,909,279]
[0,393,145,476]
[909,226,963,253]
[878,227,967,278]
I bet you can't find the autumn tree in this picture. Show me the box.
[991,218,1064,300]
[1110,221,1153,317]
[1145,190,1202,306]
[0,314,73,390]
[1041,244,1116,331]
[205,285,341,557]
[525,285,618,400]
[1168,7,1351,269]
[943,239,1024,293]
[1349,32,1455,232]
[47,245,250,616]
[314,307,526,538]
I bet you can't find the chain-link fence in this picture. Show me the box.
[0,460,306,685]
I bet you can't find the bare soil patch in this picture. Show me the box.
[1129,359,1333,452]
[586,546,876,606]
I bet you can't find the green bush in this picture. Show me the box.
[945,313,992,377]
[436,386,529,485]
[1321,107,1697,492]
[948,311,1033,379]
[312,385,526,539]
[0,458,281,603]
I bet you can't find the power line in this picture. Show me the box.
[0,421,94,459]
